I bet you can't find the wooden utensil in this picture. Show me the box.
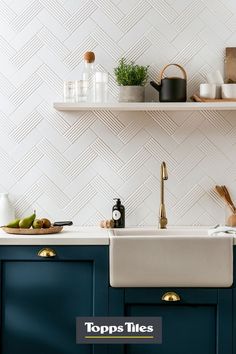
[2,226,63,235]
[222,185,236,212]
[215,185,235,213]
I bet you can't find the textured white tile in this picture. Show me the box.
[92,155,123,180]
[9,110,43,143]
[10,73,43,107]
[118,1,151,33]
[39,0,70,24]
[37,138,70,170]
[0,73,16,97]
[118,130,150,162]
[91,118,124,151]
[0,35,16,58]
[37,9,70,41]
[64,1,98,32]
[91,9,123,41]
[37,175,70,208]
[93,0,124,23]
[172,148,205,182]
[63,35,97,69]
[38,27,70,60]
[64,146,97,180]
[64,184,97,217]
[1,0,236,225]
[119,148,151,180]
[145,138,177,170]
[93,111,124,135]
[11,1,42,32]
[11,147,43,180]
[14,183,42,215]
[11,35,43,69]
[12,22,43,54]
[172,0,205,33]
[125,36,152,63]
[36,120,71,153]
[91,26,123,60]
[125,184,152,216]
[92,138,123,171]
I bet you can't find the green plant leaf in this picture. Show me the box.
[114,58,149,86]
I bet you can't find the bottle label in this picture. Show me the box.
[113,210,121,220]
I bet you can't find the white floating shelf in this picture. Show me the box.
[54,102,236,112]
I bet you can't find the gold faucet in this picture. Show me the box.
[159,161,168,229]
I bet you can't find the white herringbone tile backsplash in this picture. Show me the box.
[0,0,236,226]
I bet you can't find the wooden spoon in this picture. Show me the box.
[222,185,236,212]
[215,185,235,213]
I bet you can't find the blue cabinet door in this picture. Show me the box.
[233,251,236,354]
[109,288,232,354]
[0,246,109,354]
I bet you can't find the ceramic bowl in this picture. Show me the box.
[221,84,236,99]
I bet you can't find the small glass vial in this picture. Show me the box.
[81,51,95,102]
[94,72,109,103]
[75,80,88,102]
[63,81,75,102]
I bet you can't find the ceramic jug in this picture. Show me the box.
[0,193,15,226]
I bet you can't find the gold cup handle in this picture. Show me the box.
[38,248,57,258]
[161,292,181,302]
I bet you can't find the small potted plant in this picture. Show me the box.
[114,58,149,102]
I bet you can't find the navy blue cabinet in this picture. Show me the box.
[233,250,236,354]
[0,246,109,354]
[0,245,233,354]
[109,288,233,354]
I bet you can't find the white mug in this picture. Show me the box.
[206,70,223,98]
[199,83,216,99]
[221,84,236,99]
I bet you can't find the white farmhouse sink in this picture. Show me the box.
[111,228,211,237]
[109,228,233,288]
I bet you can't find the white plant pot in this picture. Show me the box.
[119,86,144,102]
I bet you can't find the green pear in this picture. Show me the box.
[19,211,36,229]
[6,218,21,228]
[33,219,43,229]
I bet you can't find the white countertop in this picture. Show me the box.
[0,227,109,245]
[0,226,235,245]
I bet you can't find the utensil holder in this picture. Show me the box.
[225,205,236,226]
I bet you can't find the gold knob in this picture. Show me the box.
[161,292,181,302]
[37,248,56,258]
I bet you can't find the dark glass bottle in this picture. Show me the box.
[112,198,125,228]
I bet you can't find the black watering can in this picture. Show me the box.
[150,63,187,102]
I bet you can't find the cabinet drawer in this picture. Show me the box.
[0,245,108,261]
[125,288,218,304]
[109,287,232,354]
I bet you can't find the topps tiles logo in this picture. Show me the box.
[76,317,162,344]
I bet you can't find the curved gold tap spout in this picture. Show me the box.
[161,161,168,180]
[159,162,168,229]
